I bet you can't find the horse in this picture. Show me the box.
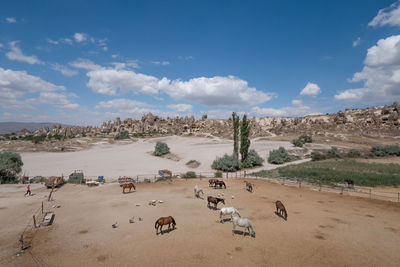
[122,183,136,193]
[194,185,204,198]
[155,216,176,235]
[344,179,354,188]
[214,180,226,189]
[207,196,225,209]
[275,200,287,220]
[220,207,240,223]
[244,181,253,192]
[232,216,255,237]
[209,178,218,187]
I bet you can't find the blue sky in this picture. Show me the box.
[1,0,400,125]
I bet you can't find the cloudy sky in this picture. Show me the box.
[1,0,400,125]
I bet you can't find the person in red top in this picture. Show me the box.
[24,185,31,196]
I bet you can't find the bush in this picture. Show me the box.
[154,142,170,156]
[114,131,130,140]
[347,149,361,158]
[291,139,304,147]
[0,152,23,184]
[268,147,291,164]
[384,145,400,156]
[182,171,197,179]
[212,154,242,172]
[243,149,264,168]
[326,147,340,158]
[299,135,313,143]
[215,171,223,178]
[370,145,400,157]
[311,151,325,161]
[32,135,46,144]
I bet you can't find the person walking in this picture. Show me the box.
[24,184,31,196]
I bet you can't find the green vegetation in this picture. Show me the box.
[240,114,250,162]
[326,146,340,158]
[371,145,400,157]
[215,171,223,178]
[186,160,200,168]
[252,159,400,187]
[114,130,130,140]
[212,154,242,172]
[182,171,197,179]
[347,149,361,158]
[232,112,240,158]
[299,135,312,143]
[311,151,325,161]
[268,147,291,164]
[243,149,264,168]
[154,142,170,156]
[0,152,23,184]
[291,138,303,147]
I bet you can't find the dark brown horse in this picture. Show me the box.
[344,179,354,188]
[207,196,225,209]
[122,183,136,193]
[275,200,287,220]
[244,181,253,192]
[155,216,176,235]
[209,178,218,187]
[214,180,226,189]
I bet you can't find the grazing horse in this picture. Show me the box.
[232,216,256,237]
[344,179,354,188]
[207,196,225,209]
[194,185,204,198]
[214,180,226,189]
[275,200,287,220]
[244,181,253,192]
[155,216,176,235]
[220,207,240,223]
[122,183,136,193]
[209,178,218,187]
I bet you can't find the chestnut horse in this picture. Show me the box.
[209,178,218,187]
[214,180,226,189]
[155,216,176,235]
[122,183,136,193]
[275,200,287,220]
[207,196,225,209]
[244,181,253,192]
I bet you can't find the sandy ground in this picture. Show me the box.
[20,136,295,179]
[1,179,400,267]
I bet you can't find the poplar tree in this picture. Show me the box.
[232,112,240,158]
[240,114,250,162]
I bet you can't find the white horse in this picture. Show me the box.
[219,207,241,223]
[194,185,204,198]
[232,216,255,237]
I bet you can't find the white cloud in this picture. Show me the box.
[251,104,315,117]
[167,104,192,113]
[6,41,43,65]
[46,38,59,45]
[74,32,88,43]
[96,98,151,109]
[353,37,361,47]
[111,54,120,59]
[335,34,400,102]
[0,43,3,49]
[152,61,170,66]
[61,38,73,45]
[51,63,79,76]
[369,1,400,27]
[6,17,16,23]
[28,92,80,110]
[291,99,303,106]
[69,58,102,70]
[300,82,321,97]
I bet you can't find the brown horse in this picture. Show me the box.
[207,196,225,209]
[275,200,287,220]
[155,216,176,235]
[122,183,136,193]
[209,178,218,187]
[244,181,253,192]
[344,179,354,188]
[214,180,226,189]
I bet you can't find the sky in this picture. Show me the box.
[0,0,400,126]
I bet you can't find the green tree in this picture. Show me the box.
[232,112,240,158]
[240,114,251,162]
[154,142,170,156]
[0,152,23,184]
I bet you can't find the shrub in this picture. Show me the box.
[311,151,325,161]
[347,149,361,158]
[326,147,340,158]
[114,130,130,140]
[215,171,223,178]
[0,152,23,184]
[32,135,46,144]
[154,142,170,156]
[371,145,400,157]
[291,139,304,147]
[268,147,291,164]
[299,135,313,143]
[212,154,242,172]
[384,145,400,156]
[243,149,264,168]
[182,171,197,179]
[186,160,200,168]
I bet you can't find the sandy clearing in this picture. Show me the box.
[1,179,400,267]
[20,136,294,178]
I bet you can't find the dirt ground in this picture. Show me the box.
[1,179,400,267]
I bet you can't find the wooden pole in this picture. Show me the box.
[369,189,372,199]
[33,215,37,228]
[340,187,344,195]
[41,202,43,214]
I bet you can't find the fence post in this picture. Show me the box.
[340,187,344,195]
[319,183,322,191]
[369,189,372,199]
[236,172,237,178]
[41,202,43,214]
[398,192,400,202]
[33,215,37,228]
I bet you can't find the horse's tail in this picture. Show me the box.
[155,220,159,229]
[171,217,176,225]
[235,209,241,217]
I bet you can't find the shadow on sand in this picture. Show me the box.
[157,227,177,235]
[275,211,287,221]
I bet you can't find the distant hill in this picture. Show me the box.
[0,122,71,135]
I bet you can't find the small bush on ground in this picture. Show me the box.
[311,151,325,161]
[186,160,200,168]
[114,131,130,140]
[326,147,340,158]
[347,149,361,158]
[291,139,304,147]
[299,135,313,143]
[0,152,23,184]
[215,171,223,178]
[243,149,264,168]
[212,154,242,172]
[370,145,400,157]
[32,135,46,144]
[182,171,197,179]
[268,147,291,164]
[154,142,170,156]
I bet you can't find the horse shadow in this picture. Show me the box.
[232,230,254,237]
[207,205,219,210]
[246,188,253,193]
[275,211,287,221]
[123,190,136,194]
[195,195,204,200]
[158,227,177,235]
[220,218,231,223]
